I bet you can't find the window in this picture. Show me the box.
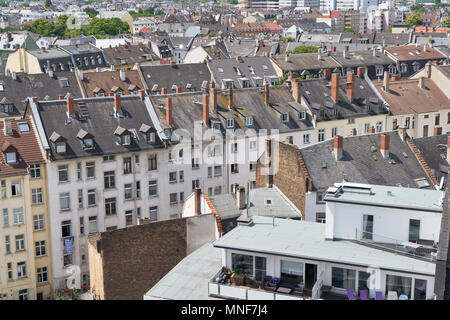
[376,121,383,133]
[11,180,21,196]
[298,111,306,120]
[33,214,44,231]
[121,134,131,146]
[169,171,177,183]
[88,216,97,233]
[15,234,25,251]
[303,134,310,144]
[249,162,256,172]
[409,219,420,242]
[332,267,356,290]
[435,113,440,126]
[5,235,10,254]
[123,157,132,174]
[249,140,257,151]
[208,166,212,178]
[103,155,115,162]
[331,127,338,137]
[231,253,254,277]
[414,279,427,300]
[401,64,407,73]
[77,162,82,180]
[214,165,222,176]
[106,226,117,231]
[64,253,73,267]
[214,186,222,195]
[7,262,12,280]
[376,67,384,77]
[147,132,156,144]
[364,123,370,134]
[136,181,141,199]
[280,113,289,123]
[3,208,8,227]
[245,116,253,127]
[358,271,371,292]
[124,183,133,200]
[86,162,95,179]
[58,165,69,182]
[192,179,200,190]
[316,212,326,223]
[105,197,116,215]
[125,210,133,226]
[317,192,325,203]
[104,171,115,189]
[17,262,27,278]
[29,164,41,178]
[318,129,325,142]
[149,180,157,196]
[448,112,450,124]
[226,118,234,129]
[37,267,48,283]
[359,214,374,240]
[13,208,23,225]
[35,240,46,257]
[32,188,43,204]
[61,220,71,238]
[178,170,184,182]
[87,189,96,206]
[208,187,213,196]
[281,260,304,284]
[169,193,177,204]
[147,154,157,171]
[231,164,239,174]
[6,152,16,164]
[1,180,6,198]
[347,118,355,124]
[192,158,200,169]
[180,192,184,202]
[79,217,84,235]
[60,192,70,211]
[56,142,66,154]
[149,206,158,221]
[386,275,411,298]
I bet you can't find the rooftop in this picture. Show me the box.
[385,45,445,61]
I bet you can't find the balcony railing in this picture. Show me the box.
[355,229,437,262]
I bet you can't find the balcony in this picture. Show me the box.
[208,269,326,300]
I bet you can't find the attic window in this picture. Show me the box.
[415,178,430,188]
[280,113,289,123]
[59,78,69,87]
[17,122,29,133]
[262,65,268,70]
[265,199,272,205]
[218,67,224,73]
[298,111,306,120]
[121,134,131,146]
[6,152,16,165]
[226,118,234,129]
[245,116,253,127]
[0,84,4,91]
[56,142,66,154]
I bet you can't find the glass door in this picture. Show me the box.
[254,256,267,282]
[409,219,420,242]
[362,215,374,240]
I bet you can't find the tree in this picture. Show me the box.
[83,7,99,19]
[386,26,393,33]
[0,1,7,7]
[443,17,450,28]
[344,28,355,33]
[405,13,423,29]
[45,0,52,8]
[286,45,319,55]
[280,36,294,43]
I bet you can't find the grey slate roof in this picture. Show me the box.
[330,50,395,68]
[299,131,436,191]
[35,96,164,160]
[412,134,449,185]
[140,63,211,94]
[0,71,82,117]
[273,53,341,72]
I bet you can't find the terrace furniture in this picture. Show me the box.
[387,291,398,300]
[398,294,408,300]
[277,286,292,294]
[375,291,384,300]
[278,277,298,290]
[346,288,357,300]
[360,289,369,300]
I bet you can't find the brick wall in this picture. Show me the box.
[256,141,310,219]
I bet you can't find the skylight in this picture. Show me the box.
[17,122,30,133]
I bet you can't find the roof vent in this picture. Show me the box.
[321,161,327,168]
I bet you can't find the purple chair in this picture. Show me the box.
[360,289,369,300]
[346,288,357,300]
[375,291,383,300]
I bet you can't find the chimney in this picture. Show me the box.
[344,45,349,52]
[58,95,64,100]
[203,93,209,126]
[369,126,375,134]
[119,69,126,81]
[292,78,300,102]
[138,89,145,100]
[398,125,407,141]
[343,49,347,59]
[346,72,355,102]
[194,188,201,215]
[434,127,442,136]
[210,82,217,111]
[418,77,425,89]
[318,49,323,60]
[161,88,167,95]
[78,69,83,81]
[423,43,427,52]
[372,47,377,56]
[383,71,390,92]
[175,86,181,93]
[67,97,74,116]
[227,87,233,110]
[334,135,343,160]
[48,69,53,78]
[425,62,432,78]
[323,69,331,79]
[165,97,173,126]
[380,134,390,159]
[331,73,339,103]
[264,81,269,106]
[266,138,272,158]
[357,67,365,77]
[40,47,45,52]
[11,72,16,80]
[114,94,121,113]
[391,74,400,81]
[236,186,246,209]
[447,136,450,164]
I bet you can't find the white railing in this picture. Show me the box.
[312,270,325,300]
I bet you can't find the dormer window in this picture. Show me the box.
[50,131,67,154]
[121,134,131,145]
[59,78,69,88]
[139,123,156,144]
[280,113,289,123]
[56,142,66,153]
[238,78,250,88]
[245,116,253,127]
[212,122,221,132]
[77,129,95,150]
[252,77,263,87]
[226,118,234,129]
[6,152,16,164]
[298,111,306,120]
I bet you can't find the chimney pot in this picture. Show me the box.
[175,86,181,93]
[119,69,126,82]
[58,95,64,100]
[161,88,167,95]
[380,134,390,158]
[323,69,331,79]
[331,73,339,103]
[166,97,173,126]
[334,135,343,160]
[203,93,209,126]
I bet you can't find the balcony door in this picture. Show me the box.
[305,263,317,290]
[409,219,420,242]
[254,256,267,282]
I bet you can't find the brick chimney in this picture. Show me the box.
[391,74,400,81]
[292,78,300,102]
[161,88,167,95]
[166,97,173,126]
[67,97,74,116]
[138,89,145,100]
[114,94,121,113]
[175,86,181,93]
[380,134,390,158]
[346,72,355,102]
[425,62,432,78]
[194,188,201,215]
[203,93,209,126]
[418,77,425,89]
[227,87,233,110]
[264,81,269,106]
[334,135,343,160]
[383,71,390,92]
[357,67,365,77]
[58,95,64,100]
[210,82,217,111]
[447,136,450,164]
[331,73,339,103]
[323,69,331,79]
[434,127,442,136]
[369,126,375,134]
